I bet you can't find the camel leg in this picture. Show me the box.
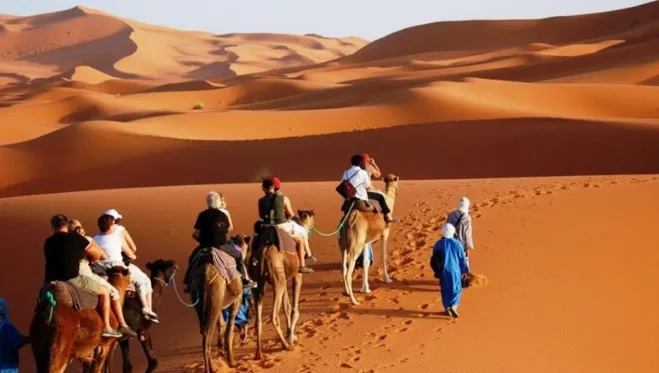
[361,244,372,294]
[341,249,350,296]
[119,339,132,373]
[139,332,159,373]
[48,332,74,373]
[224,297,240,367]
[346,253,361,305]
[202,320,217,373]
[282,285,292,333]
[271,272,291,351]
[381,230,393,283]
[254,284,264,360]
[288,273,302,345]
[216,313,226,354]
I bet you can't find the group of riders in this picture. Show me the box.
[27,152,474,352]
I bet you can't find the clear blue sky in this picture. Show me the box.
[2,0,651,40]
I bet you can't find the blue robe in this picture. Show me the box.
[222,288,252,326]
[356,243,374,269]
[430,237,469,309]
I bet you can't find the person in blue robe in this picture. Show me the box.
[356,243,374,269]
[0,298,29,373]
[430,223,470,318]
[222,288,252,326]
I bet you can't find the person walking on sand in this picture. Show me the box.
[0,298,29,373]
[446,197,475,257]
[430,223,470,318]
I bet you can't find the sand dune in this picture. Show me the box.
[2,2,659,373]
[0,6,367,83]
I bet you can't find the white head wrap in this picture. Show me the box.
[458,196,470,213]
[442,223,456,238]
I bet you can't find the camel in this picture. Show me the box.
[339,174,399,305]
[30,266,132,373]
[190,234,251,372]
[247,221,305,360]
[110,259,178,373]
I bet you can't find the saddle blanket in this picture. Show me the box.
[190,246,242,284]
[37,281,99,313]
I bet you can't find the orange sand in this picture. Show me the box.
[1,1,659,373]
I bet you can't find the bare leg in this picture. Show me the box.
[111,300,129,328]
[100,290,112,330]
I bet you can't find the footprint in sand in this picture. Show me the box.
[418,303,430,310]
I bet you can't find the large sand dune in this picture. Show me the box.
[1,2,659,373]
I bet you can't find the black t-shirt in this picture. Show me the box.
[44,232,91,282]
[194,208,230,248]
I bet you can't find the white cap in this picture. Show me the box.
[104,209,122,219]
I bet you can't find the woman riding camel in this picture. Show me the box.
[93,214,159,323]
[67,219,136,331]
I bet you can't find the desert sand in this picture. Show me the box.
[1,1,659,373]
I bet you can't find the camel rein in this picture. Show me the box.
[155,271,199,308]
[309,201,355,237]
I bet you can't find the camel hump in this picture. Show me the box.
[38,281,99,312]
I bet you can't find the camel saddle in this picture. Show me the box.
[341,198,382,214]
[252,223,298,255]
[189,246,242,285]
[35,281,99,314]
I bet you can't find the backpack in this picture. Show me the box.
[336,169,361,199]
[452,211,464,237]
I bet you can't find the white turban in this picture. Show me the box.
[458,196,470,213]
[442,223,456,238]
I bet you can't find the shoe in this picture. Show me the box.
[448,306,459,318]
[305,255,318,264]
[242,279,258,289]
[384,216,398,223]
[299,267,314,274]
[102,329,123,338]
[118,326,138,337]
[143,308,159,323]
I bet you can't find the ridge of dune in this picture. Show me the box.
[341,1,659,63]
[0,6,368,84]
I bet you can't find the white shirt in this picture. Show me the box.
[94,229,124,263]
[341,165,371,201]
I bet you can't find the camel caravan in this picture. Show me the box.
[16,153,477,373]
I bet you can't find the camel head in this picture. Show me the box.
[230,233,252,261]
[106,266,132,292]
[384,174,400,198]
[146,259,178,286]
[296,209,315,229]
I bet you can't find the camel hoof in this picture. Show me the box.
[255,353,262,361]
[383,277,393,284]
[350,299,361,306]
[360,288,372,294]
[288,334,299,345]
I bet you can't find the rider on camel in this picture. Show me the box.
[184,192,257,293]
[341,154,397,223]
[258,178,314,273]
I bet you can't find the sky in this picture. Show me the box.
[1,0,652,40]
